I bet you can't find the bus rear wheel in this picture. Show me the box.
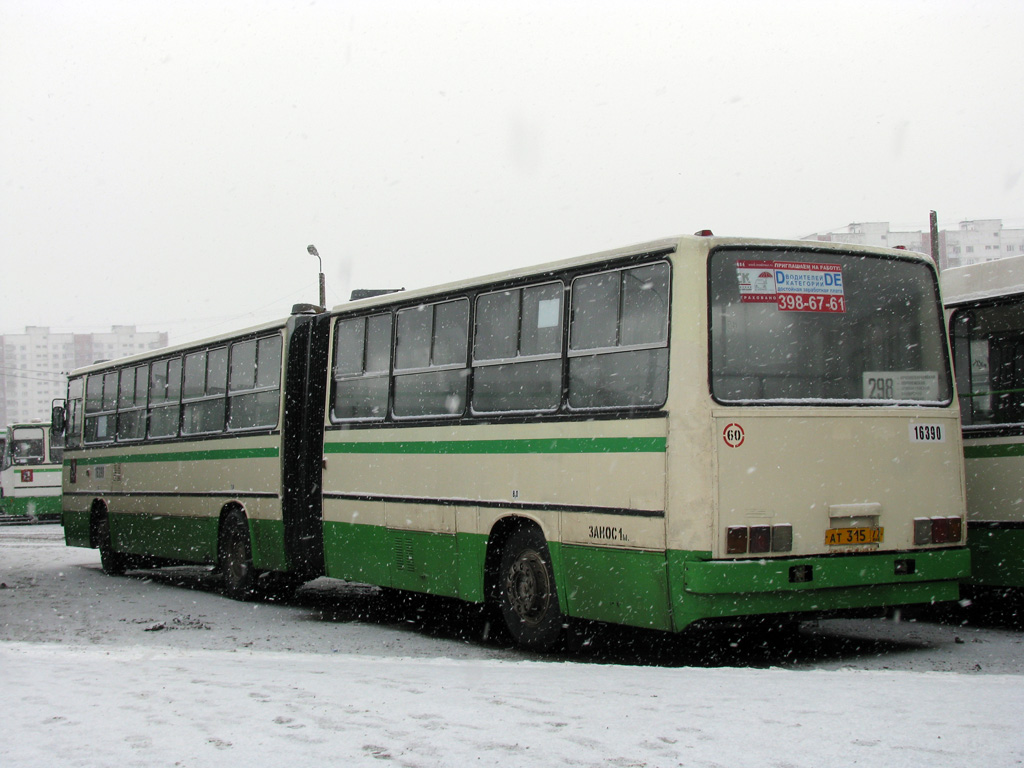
[95,513,126,576]
[220,512,258,601]
[498,528,565,651]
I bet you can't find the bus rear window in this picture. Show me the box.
[709,249,952,405]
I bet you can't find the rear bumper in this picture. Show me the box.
[671,548,970,629]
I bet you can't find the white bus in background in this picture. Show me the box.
[943,255,1024,595]
[0,422,63,520]
[56,233,970,650]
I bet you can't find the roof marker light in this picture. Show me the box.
[694,229,714,237]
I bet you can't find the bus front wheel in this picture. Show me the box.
[220,512,258,601]
[498,528,565,651]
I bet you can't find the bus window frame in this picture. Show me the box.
[566,260,671,412]
[83,372,117,444]
[147,356,183,440]
[116,364,150,443]
[708,246,953,407]
[471,280,565,416]
[330,312,394,424]
[226,334,284,432]
[950,298,1024,431]
[392,297,471,420]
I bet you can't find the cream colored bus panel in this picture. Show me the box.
[964,441,1024,524]
[714,411,965,556]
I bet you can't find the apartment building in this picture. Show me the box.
[0,325,168,425]
[802,219,1024,270]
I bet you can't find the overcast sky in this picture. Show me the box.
[3,0,1023,344]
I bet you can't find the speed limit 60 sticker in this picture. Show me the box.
[723,423,745,447]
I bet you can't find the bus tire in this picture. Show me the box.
[220,512,258,601]
[96,513,126,576]
[498,527,565,651]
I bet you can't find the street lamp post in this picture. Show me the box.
[307,244,326,310]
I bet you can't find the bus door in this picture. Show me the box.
[281,311,332,579]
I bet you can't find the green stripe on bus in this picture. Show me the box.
[964,443,1024,459]
[68,446,279,466]
[324,437,666,455]
[1,496,63,518]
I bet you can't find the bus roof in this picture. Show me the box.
[330,233,936,314]
[940,255,1024,306]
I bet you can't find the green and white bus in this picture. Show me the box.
[1,422,63,520]
[943,255,1024,593]
[56,233,970,649]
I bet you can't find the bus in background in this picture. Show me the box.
[1,422,63,521]
[55,233,969,650]
[55,317,312,588]
[943,255,1024,595]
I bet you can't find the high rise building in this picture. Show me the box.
[0,325,168,425]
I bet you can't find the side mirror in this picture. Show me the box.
[51,401,66,435]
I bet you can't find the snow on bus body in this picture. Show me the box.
[942,254,1024,592]
[54,234,970,651]
[0,422,63,520]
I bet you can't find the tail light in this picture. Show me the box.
[727,526,748,554]
[932,517,952,544]
[914,516,964,545]
[726,524,793,554]
[750,526,772,553]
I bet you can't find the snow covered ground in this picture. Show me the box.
[2,524,1023,767]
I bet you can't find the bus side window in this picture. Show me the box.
[116,365,148,442]
[84,372,116,444]
[227,335,283,430]
[49,429,64,465]
[182,348,228,435]
[990,333,1024,425]
[148,357,182,438]
[568,262,670,410]
[393,299,469,418]
[472,282,563,413]
[66,377,85,449]
[953,305,1024,427]
[332,314,392,421]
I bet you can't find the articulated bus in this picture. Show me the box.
[1,422,63,520]
[55,234,970,649]
[943,255,1024,593]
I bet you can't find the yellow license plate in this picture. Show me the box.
[825,527,884,546]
